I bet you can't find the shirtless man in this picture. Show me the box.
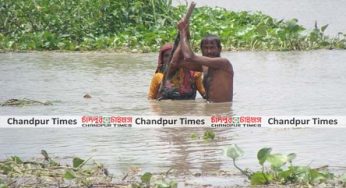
[177,19,234,102]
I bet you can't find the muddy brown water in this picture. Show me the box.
[1,51,346,186]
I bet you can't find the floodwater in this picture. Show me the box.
[1,51,346,186]
[174,0,346,36]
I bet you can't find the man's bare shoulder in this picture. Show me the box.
[220,57,231,65]
[214,57,233,72]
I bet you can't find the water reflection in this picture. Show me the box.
[148,100,233,116]
[1,51,346,115]
[157,128,233,175]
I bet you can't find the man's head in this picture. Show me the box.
[162,49,171,65]
[200,34,222,58]
[156,43,173,73]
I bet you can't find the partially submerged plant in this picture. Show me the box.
[131,170,177,188]
[224,144,251,178]
[225,144,335,186]
[190,130,216,141]
[203,130,215,141]
[0,150,111,187]
[0,98,52,107]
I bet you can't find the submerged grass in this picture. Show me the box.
[0,150,113,187]
[1,0,345,52]
[0,98,53,107]
[0,151,177,188]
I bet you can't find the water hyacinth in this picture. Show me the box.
[225,145,346,186]
[0,151,112,187]
[0,0,345,51]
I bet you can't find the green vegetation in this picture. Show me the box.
[1,0,345,51]
[0,150,112,187]
[2,148,346,187]
[0,150,178,188]
[203,130,216,141]
[190,130,216,141]
[132,171,177,188]
[0,0,175,51]
[225,144,346,186]
[0,98,53,106]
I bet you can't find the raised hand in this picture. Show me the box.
[177,18,188,32]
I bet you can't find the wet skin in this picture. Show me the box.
[200,40,233,102]
[177,20,234,102]
[158,50,172,72]
[162,50,171,65]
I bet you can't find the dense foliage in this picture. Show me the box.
[1,0,345,51]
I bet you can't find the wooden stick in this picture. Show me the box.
[184,2,196,21]
[169,1,196,69]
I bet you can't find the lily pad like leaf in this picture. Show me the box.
[309,169,326,183]
[321,24,329,33]
[257,148,272,166]
[73,157,85,168]
[267,154,288,168]
[250,172,272,185]
[141,172,152,183]
[64,170,76,180]
[224,144,244,160]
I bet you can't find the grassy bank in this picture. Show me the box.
[1,0,346,51]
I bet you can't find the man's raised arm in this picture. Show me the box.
[177,19,231,70]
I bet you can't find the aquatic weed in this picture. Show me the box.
[1,1,345,51]
[225,144,339,186]
[0,150,112,187]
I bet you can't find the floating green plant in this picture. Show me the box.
[203,130,215,141]
[0,150,111,187]
[1,0,345,51]
[131,171,177,188]
[224,144,346,186]
[0,98,53,106]
[190,130,216,141]
[1,148,346,187]
[0,98,53,107]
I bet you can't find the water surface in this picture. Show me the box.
[1,51,345,115]
[1,51,346,184]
